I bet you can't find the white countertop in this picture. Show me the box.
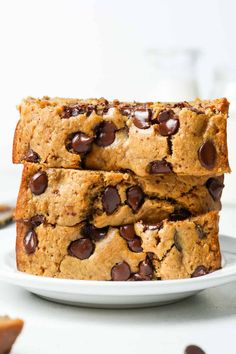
[0,205,235,354]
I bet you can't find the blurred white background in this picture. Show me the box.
[0,0,235,203]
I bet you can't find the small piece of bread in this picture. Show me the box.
[0,316,24,354]
[0,205,14,228]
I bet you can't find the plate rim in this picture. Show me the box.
[0,234,236,296]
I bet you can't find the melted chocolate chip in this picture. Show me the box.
[126,186,144,212]
[191,265,208,278]
[119,224,136,241]
[29,171,48,195]
[24,230,38,254]
[102,186,121,215]
[119,106,132,116]
[206,177,224,201]
[128,237,143,253]
[81,224,108,242]
[148,160,172,174]
[158,109,174,122]
[111,261,131,281]
[68,238,95,260]
[184,345,206,354]
[198,140,217,169]
[62,104,87,118]
[170,208,191,221]
[195,224,206,239]
[159,117,179,136]
[174,231,182,252]
[139,259,153,276]
[71,132,93,154]
[24,149,40,163]
[95,121,116,147]
[133,108,152,129]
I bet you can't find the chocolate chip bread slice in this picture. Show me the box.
[16,211,221,281]
[15,164,224,228]
[0,316,24,354]
[13,97,230,176]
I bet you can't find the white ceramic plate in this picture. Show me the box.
[0,234,236,308]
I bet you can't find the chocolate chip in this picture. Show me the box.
[111,261,131,281]
[81,224,108,242]
[61,104,86,118]
[148,160,172,174]
[126,186,144,212]
[128,273,151,281]
[174,231,182,252]
[170,208,191,221]
[86,104,96,116]
[195,224,206,239]
[24,230,38,254]
[24,149,40,163]
[95,121,116,147]
[29,171,48,195]
[71,132,93,154]
[191,265,208,278]
[133,108,152,129]
[139,259,153,276]
[68,238,95,260]
[184,345,206,354]
[206,177,224,201]
[147,252,155,261]
[158,109,175,122]
[128,237,143,253]
[157,109,179,136]
[198,140,217,169]
[119,106,132,116]
[159,117,179,136]
[120,224,136,241]
[102,186,121,214]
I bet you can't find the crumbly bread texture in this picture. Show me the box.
[15,164,224,228]
[0,316,24,354]
[13,97,230,177]
[16,211,221,281]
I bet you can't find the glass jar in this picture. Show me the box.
[147,48,200,101]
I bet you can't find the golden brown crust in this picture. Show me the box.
[13,97,230,176]
[16,211,221,280]
[0,317,24,354]
[15,164,222,228]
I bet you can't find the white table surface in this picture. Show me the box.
[0,205,235,354]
